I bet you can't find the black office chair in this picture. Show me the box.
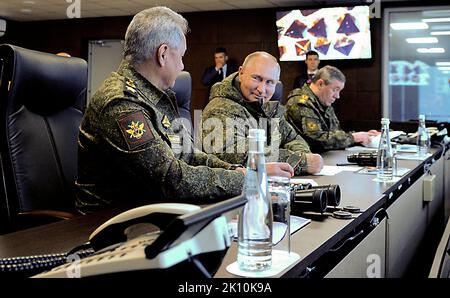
[271,81,284,104]
[172,71,192,126]
[0,44,88,233]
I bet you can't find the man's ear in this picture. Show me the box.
[238,66,244,76]
[316,79,325,88]
[157,44,169,67]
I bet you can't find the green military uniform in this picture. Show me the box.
[75,60,244,214]
[285,84,355,152]
[202,73,311,175]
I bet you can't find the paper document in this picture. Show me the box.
[314,165,343,176]
[395,144,418,153]
[339,166,363,172]
[346,146,377,152]
[396,153,432,161]
[357,167,410,177]
[365,131,406,148]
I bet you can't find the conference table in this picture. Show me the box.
[0,146,448,278]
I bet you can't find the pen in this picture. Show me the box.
[336,163,357,166]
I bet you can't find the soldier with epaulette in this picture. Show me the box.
[75,7,294,214]
[202,51,323,175]
[285,65,379,152]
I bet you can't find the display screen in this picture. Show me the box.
[276,6,372,61]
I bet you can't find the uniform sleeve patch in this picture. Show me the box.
[117,111,153,150]
[305,119,320,132]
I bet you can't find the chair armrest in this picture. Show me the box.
[18,210,76,220]
[11,210,78,231]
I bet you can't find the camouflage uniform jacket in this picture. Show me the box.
[75,60,244,214]
[285,84,355,152]
[202,72,311,175]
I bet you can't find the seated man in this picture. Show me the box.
[75,7,293,214]
[285,65,378,152]
[202,51,323,175]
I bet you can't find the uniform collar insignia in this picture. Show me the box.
[162,115,171,128]
[126,79,136,89]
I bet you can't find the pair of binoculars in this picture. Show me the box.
[347,152,377,167]
[291,184,341,214]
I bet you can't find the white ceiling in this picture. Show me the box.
[0,0,399,22]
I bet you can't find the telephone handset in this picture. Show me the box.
[33,195,246,278]
[88,203,201,251]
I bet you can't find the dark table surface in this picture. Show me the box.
[0,147,440,277]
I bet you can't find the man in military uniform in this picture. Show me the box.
[202,51,323,175]
[75,7,293,214]
[285,65,378,152]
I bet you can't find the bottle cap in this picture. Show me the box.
[381,118,390,125]
[248,129,266,142]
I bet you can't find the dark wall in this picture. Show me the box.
[0,8,382,131]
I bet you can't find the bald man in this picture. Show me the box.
[202,51,323,175]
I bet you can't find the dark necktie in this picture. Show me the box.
[308,73,314,80]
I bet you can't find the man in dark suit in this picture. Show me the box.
[293,50,320,90]
[201,47,237,104]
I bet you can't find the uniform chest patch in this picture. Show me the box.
[117,111,153,150]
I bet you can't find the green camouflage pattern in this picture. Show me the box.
[285,84,354,152]
[75,60,244,214]
[202,73,311,175]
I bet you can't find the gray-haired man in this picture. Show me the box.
[75,7,293,214]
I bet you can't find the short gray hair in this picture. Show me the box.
[124,6,189,65]
[242,51,279,68]
[313,65,346,85]
[242,51,280,77]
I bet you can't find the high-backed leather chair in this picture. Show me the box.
[0,44,87,233]
[271,81,284,104]
[172,71,192,125]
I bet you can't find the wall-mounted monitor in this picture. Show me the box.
[276,6,372,61]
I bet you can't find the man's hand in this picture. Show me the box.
[215,62,225,70]
[305,153,324,174]
[234,167,246,176]
[266,162,294,178]
[352,132,371,146]
[368,130,380,136]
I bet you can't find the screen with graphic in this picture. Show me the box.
[276,6,372,61]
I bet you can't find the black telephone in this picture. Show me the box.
[19,195,245,278]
